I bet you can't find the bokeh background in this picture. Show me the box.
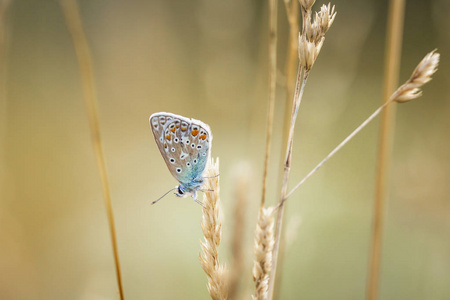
[1,0,449,299]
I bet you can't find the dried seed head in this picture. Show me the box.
[305,21,321,44]
[299,0,316,10]
[305,3,336,44]
[390,50,440,103]
[317,4,336,35]
[298,34,324,71]
[252,206,275,300]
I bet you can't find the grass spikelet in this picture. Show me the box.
[199,158,228,300]
[390,50,440,103]
[252,207,275,300]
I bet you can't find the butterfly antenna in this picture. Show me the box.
[152,188,177,205]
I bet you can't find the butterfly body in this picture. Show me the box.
[149,112,212,202]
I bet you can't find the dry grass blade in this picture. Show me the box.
[59,1,125,299]
[199,158,228,300]
[252,207,275,300]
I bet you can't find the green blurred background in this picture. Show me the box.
[1,0,449,299]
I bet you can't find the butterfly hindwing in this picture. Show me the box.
[150,112,212,186]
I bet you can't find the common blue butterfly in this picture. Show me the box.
[149,112,212,205]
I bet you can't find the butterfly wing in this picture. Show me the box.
[150,112,212,186]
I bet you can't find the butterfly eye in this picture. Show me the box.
[171,148,175,152]
[176,168,182,173]
[169,158,175,163]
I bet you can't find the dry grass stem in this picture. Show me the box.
[199,158,228,300]
[268,69,307,299]
[272,3,300,296]
[283,50,439,202]
[60,1,125,299]
[269,3,336,298]
[368,1,405,298]
[252,207,275,300]
[0,0,11,193]
[228,165,250,299]
[261,0,279,209]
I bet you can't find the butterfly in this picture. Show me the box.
[149,112,212,205]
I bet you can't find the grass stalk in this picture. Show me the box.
[272,2,299,297]
[0,0,11,190]
[260,0,279,209]
[282,49,439,204]
[60,1,125,299]
[284,100,391,201]
[199,158,228,300]
[267,3,335,297]
[368,1,405,299]
[268,68,307,299]
[228,166,250,299]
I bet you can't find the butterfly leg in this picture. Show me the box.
[192,192,204,207]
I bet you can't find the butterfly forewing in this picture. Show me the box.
[150,112,212,185]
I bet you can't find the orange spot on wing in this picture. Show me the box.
[170,128,176,133]
[199,134,206,140]
[192,129,199,136]
[166,135,171,140]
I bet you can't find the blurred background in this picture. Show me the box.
[1,0,449,299]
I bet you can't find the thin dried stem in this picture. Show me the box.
[199,158,228,300]
[268,68,308,299]
[228,165,250,299]
[273,1,299,297]
[368,1,405,298]
[268,3,335,298]
[0,0,11,189]
[284,100,391,201]
[59,1,125,299]
[261,0,279,209]
[282,49,439,203]
[252,207,275,300]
